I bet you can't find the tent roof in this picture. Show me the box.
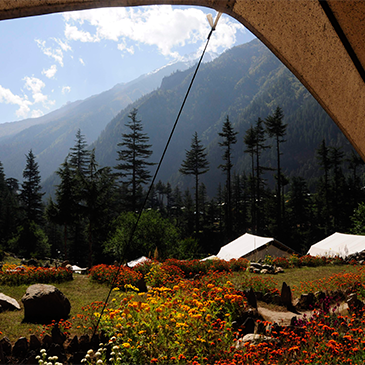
[307,232,365,258]
[127,256,151,267]
[216,233,291,261]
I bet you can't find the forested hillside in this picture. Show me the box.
[91,39,354,197]
[1,38,364,267]
[0,60,190,182]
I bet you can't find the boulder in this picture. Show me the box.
[21,284,71,323]
[12,337,28,358]
[0,293,21,311]
[281,282,292,309]
[235,333,280,349]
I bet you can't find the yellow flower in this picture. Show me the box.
[122,343,130,348]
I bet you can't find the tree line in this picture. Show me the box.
[1,106,365,266]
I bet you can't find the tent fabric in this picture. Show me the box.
[216,233,294,261]
[217,233,273,260]
[127,256,151,267]
[307,232,365,258]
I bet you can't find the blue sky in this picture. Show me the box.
[0,5,255,124]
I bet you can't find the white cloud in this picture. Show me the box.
[62,6,244,60]
[23,76,55,108]
[42,64,57,78]
[79,58,85,65]
[0,85,32,118]
[35,37,73,67]
[65,23,98,42]
[62,86,71,94]
[53,38,72,52]
[31,109,44,118]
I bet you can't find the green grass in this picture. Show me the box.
[0,274,118,342]
[231,264,358,296]
[0,262,359,344]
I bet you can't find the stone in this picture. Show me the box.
[78,334,90,352]
[244,288,257,309]
[235,334,279,349]
[281,282,292,309]
[65,335,79,353]
[262,292,272,303]
[42,334,52,349]
[241,317,255,335]
[51,323,67,345]
[0,293,21,311]
[250,262,262,270]
[275,266,284,274]
[271,294,282,306]
[48,343,67,363]
[346,292,364,314]
[12,337,28,357]
[0,337,12,356]
[260,269,269,274]
[29,334,41,351]
[294,293,315,310]
[0,341,4,364]
[22,284,71,323]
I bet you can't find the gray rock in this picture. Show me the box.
[0,293,21,311]
[12,337,28,357]
[281,282,292,309]
[236,334,279,349]
[21,284,71,323]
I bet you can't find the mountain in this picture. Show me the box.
[0,59,191,182]
[0,39,355,198]
[89,39,353,197]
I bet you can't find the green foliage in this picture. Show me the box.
[104,210,180,262]
[8,220,50,259]
[350,202,365,235]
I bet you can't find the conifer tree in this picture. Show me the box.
[218,115,238,237]
[0,162,19,248]
[115,108,155,211]
[316,139,332,234]
[179,132,209,235]
[69,129,90,176]
[20,149,44,225]
[265,106,287,232]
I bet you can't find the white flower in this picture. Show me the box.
[97,360,103,364]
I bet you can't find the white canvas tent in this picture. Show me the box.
[216,233,295,261]
[307,232,365,258]
[127,256,151,267]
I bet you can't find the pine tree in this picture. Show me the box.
[316,139,332,234]
[179,132,209,235]
[265,106,287,232]
[0,162,19,248]
[244,126,257,231]
[14,150,49,257]
[69,129,90,176]
[81,149,117,266]
[20,149,45,225]
[218,115,238,238]
[46,157,76,260]
[115,108,155,211]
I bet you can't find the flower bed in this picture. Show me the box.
[89,264,143,289]
[0,263,72,285]
[82,277,247,364]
